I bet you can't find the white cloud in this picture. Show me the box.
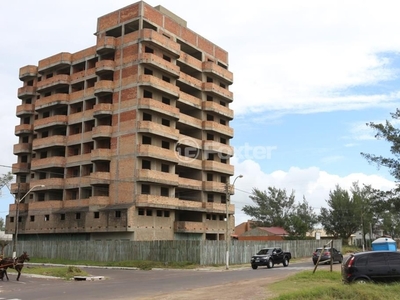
[231,159,396,225]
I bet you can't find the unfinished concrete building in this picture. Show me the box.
[6,1,235,241]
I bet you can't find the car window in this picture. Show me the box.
[367,253,386,265]
[257,249,272,255]
[355,255,367,266]
[386,253,400,264]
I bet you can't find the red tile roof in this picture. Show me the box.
[259,227,288,236]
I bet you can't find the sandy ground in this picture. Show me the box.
[140,260,342,300]
[140,275,285,300]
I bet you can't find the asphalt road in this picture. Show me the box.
[0,260,337,300]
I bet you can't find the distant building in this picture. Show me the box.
[6,1,234,242]
[234,221,288,241]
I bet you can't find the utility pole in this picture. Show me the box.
[225,175,243,270]
[12,183,21,258]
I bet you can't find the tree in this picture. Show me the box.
[242,187,295,228]
[286,197,318,238]
[242,187,318,238]
[319,183,362,242]
[0,172,13,195]
[361,109,400,183]
[351,182,377,248]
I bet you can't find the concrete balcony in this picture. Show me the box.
[31,157,66,170]
[202,121,233,138]
[16,104,35,117]
[140,29,180,57]
[177,72,202,90]
[138,75,179,98]
[36,74,70,92]
[137,121,179,140]
[15,124,33,135]
[66,153,91,165]
[94,80,114,96]
[203,202,234,214]
[202,160,234,175]
[96,36,116,55]
[34,115,68,130]
[13,143,31,154]
[204,219,230,232]
[137,169,179,186]
[93,103,113,117]
[70,87,95,102]
[92,125,113,139]
[177,135,202,149]
[12,163,30,174]
[177,53,202,71]
[176,156,202,169]
[32,135,66,150]
[202,61,233,84]
[138,98,179,119]
[139,53,180,77]
[202,101,233,120]
[136,195,178,208]
[95,60,115,75]
[35,93,69,110]
[10,182,30,194]
[17,86,36,99]
[65,176,91,188]
[178,113,202,129]
[177,177,202,190]
[68,110,93,124]
[35,178,64,189]
[67,132,93,145]
[88,196,110,206]
[178,91,201,109]
[202,82,233,102]
[90,172,111,185]
[136,195,202,210]
[38,52,72,73]
[136,144,178,163]
[203,181,226,193]
[91,149,112,161]
[174,221,205,233]
[203,140,233,157]
[19,65,38,80]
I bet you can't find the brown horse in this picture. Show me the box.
[0,252,30,281]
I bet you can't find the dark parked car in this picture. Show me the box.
[342,251,400,284]
[251,247,291,269]
[312,247,343,265]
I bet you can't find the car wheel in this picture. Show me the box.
[283,258,289,267]
[338,256,343,264]
[267,260,274,269]
[354,278,369,284]
[251,264,258,270]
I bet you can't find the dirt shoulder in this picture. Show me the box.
[140,259,340,300]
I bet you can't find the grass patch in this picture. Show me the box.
[9,265,89,280]
[269,270,400,300]
[29,258,199,270]
[342,245,362,254]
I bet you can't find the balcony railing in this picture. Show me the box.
[17,86,36,99]
[202,61,233,84]
[96,36,116,55]
[36,74,70,92]
[19,65,38,80]
[38,52,72,73]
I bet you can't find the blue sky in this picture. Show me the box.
[0,0,399,225]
